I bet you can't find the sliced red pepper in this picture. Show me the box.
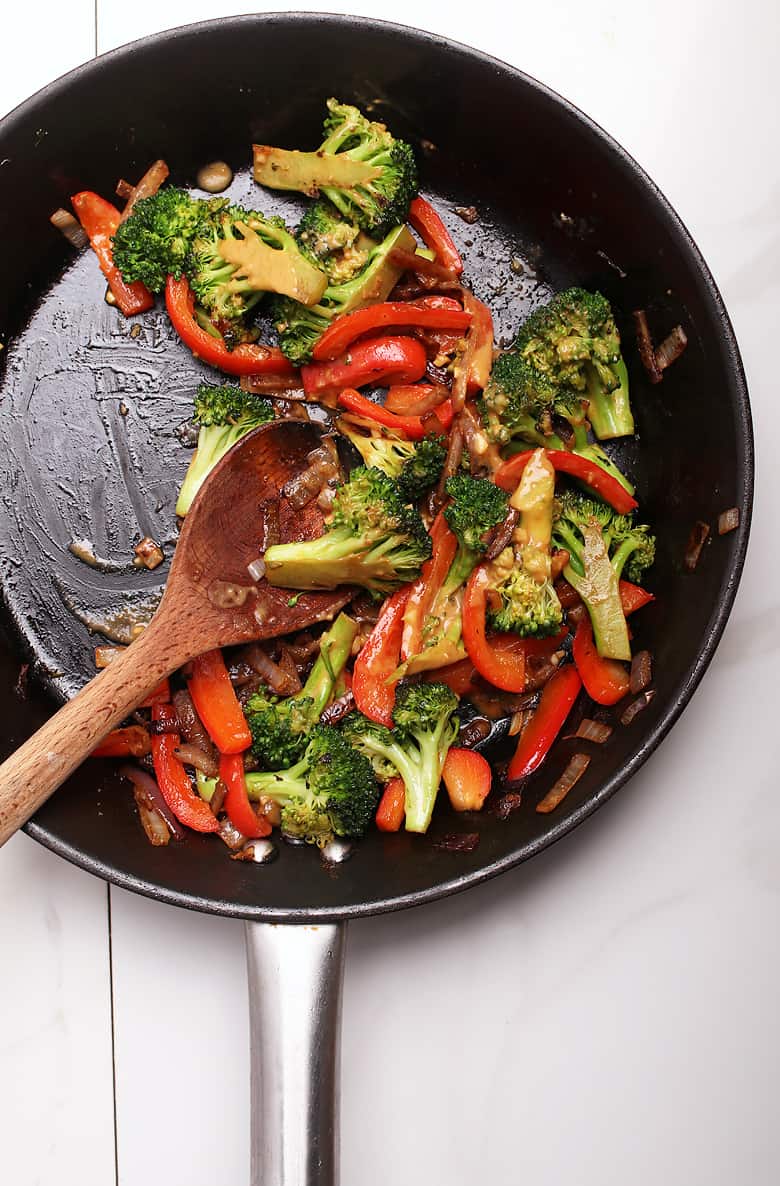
[71,191,154,316]
[310,301,472,361]
[495,450,638,514]
[572,617,630,706]
[408,196,464,275]
[384,383,450,416]
[165,275,298,378]
[140,677,171,708]
[423,655,480,698]
[151,703,218,832]
[352,586,409,726]
[91,725,151,759]
[442,748,492,812]
[337,387,452,440]
[506,664,582,782]
[462,565,526,693]
[619,580,655,616]
[220,752,272,840]
[375,776,406,832]
[401,512,459,662]
[463,292,494,395]
[187,649,252,755]
[424,629,568,697]
[302,335,427,401]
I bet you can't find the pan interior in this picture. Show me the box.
[0,14,751,920]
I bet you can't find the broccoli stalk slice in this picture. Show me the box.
[560,520,631,661]
[175,385,274,516]
[263,524,424,595]
[352,725,448,834]
[301,613,358,712]
[586,357,634,441]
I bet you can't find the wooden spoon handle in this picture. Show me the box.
[0,620,186,847]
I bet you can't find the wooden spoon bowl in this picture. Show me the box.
[0,419,350,845]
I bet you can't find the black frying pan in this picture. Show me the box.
[0,13,752,1183]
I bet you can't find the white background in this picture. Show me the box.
[2,3,778,1184]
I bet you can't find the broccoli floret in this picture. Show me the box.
[264,465,432,596]
[175,384,274,515]
[481,449,563,638]
[112,186,219,292]
[339,421,446,503]
[444,473,508,557]
[273,222,416,366]
[515,288,634,440]
[297,200,370,284]
[254,98,418,239]
[246,613,358,769]
[552,487,655,659]
[342,682,459,833]
[244,725,380,846]
[186,203,327,342]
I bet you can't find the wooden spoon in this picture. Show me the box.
[0,420,351,846]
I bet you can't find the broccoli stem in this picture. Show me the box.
[301,614,358,712]
[245,758,309,802]
[586,357,634,441]
[563,520,630,661]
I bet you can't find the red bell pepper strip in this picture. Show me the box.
[220,752,272,840]
[424,655,481,698]
[463,292,494,395]
[352,587,409,726]
[442,748,492,812]
[302,335,427,401]
[91,725,151,759]
[408,196,464,275]
[506,664,582,782]
[165,275,297,378]
[462,565,527,693]
[71,191,154,316]
[310,301,472,361]
[619,580,655,616]
[572,617,630,706]
[401,512,459,661]
[140,677,171,708]
[187,649,252,755]
[495,450,638,514]
[425,629,568,697]
[337,387,453,440]
[151,703,219,832]
[375,776,406,832]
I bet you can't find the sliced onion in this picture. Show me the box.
[573,718,613,744]
[172,689,216,759]
[718,507,740,535]
[119,764,185,841]
[633,309,662,384]
[132,790,170,846]
[536,753,590,814]
[209,778,227,817]
[115,178,134,200]
[484,507,519,562]
[50,208,88,249]
[654,324,688,372]
[629,650,653,695]
[508,708,532,737]
[620,689,656,726]
[495,791,523,819]
[244,642,299,695]
[454,206,479,225]
[247,557,266,582]
[173,743,219,779]
[384,383,450,415]
[239,372,304,394]
[217,818,246,851]
[684,520,710,571]
[457,716,491,748]
[118,159,169,224]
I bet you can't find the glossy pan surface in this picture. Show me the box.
[0,13,752,920]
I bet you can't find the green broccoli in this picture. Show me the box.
[338,421,446,503]
[175,384,274,516]
[272,221,416,366]
[296,199,371,284]
[243,725,380,847]
[263,466,432,596]
[444,473,509,560]
[480,348,634,495]
[552,486,655,660]
[514,287,634,440]
[342,682,459,833]
[254,98,418,239]
[482,450,563,638]
[112,186,219,292]
[186,203,327,344]
[246,613,358,769]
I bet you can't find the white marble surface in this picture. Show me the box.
[2,3,778,1184]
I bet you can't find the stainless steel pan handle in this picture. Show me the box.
[245,921,347,1186]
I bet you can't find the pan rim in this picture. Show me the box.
[11,10,753,921]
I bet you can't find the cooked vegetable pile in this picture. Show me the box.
[64,98,687,861]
